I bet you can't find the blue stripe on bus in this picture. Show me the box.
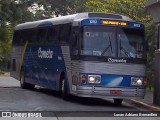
[80,73,145,88]
[38,21,53,27]
[23,45,66,90]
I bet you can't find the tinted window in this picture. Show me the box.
[13,31,22,46]
[117,28,144,58]
[20,31,28,45]
[27,29,37,44]
[37,28,48,43]
[47,26,59,44]
[13,29,37,45]
[71,27,81,55]
[82,26,116,57]
[59,24,71,43]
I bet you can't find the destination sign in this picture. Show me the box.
[101,20,128,26]
[81,19,144,29]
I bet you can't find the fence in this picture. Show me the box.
[0,59,10,72]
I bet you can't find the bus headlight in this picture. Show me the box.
[89,76,95,83]
[88,75,101,83]
[131,77,143,86]
[137,79,142,85]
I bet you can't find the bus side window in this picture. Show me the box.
[20,30,28,45]
[30,29,37,44]
[72,32,79,55]
[47,26,59,44]
[13,30,27,46]
[59,24,71,43]
[36,28,48,44]
[13,31,23,46]
[12,31,19,46]
[71,27,80,55]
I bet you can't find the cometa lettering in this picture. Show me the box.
[108,58,127,63]
[38,48,53,59]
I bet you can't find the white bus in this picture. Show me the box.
[11,12,147,105]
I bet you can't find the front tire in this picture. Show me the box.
[61,78,69,100]
[20,70,35,89]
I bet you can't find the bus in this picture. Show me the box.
[11,12,147,105]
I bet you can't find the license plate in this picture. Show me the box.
[110,90,122,94]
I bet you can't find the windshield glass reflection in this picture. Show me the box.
[81,26,144,58]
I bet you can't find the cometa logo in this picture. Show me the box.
[108,58,127,63]
[38,47,53,59]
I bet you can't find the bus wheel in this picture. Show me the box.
[61,78,69,100]
[20,70,35,89]
[114,99,123,106]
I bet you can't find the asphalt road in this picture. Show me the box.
[0,76,159,120]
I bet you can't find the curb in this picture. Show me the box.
[129,99,160,111]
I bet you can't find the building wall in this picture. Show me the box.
[146,0,160,23]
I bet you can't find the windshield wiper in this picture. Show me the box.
[120,47,131,57]
[101,37,113,56]
[119,38,130,57]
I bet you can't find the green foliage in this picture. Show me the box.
[0,0,34,25]
[72,0,88,13]
[0,23,12,62]
[30,0,76,19]
[85,0,150,22]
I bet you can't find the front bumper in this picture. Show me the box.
[71,85,145,99]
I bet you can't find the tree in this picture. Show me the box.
[31,0,76,19]
[0,22,12,60]
[72,0,88,13]
[0,0,35,61]
[85,0,151,22]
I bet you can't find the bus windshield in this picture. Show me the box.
[81,26,144,58]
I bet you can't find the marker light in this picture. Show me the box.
[81,75,86,84]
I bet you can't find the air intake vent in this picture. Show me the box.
[88,13,122,19]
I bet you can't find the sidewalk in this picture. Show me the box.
[0,72,10,76]
[128,90,160,111]
[0,73,19,87]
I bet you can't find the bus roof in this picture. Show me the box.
[15,12,134,30]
